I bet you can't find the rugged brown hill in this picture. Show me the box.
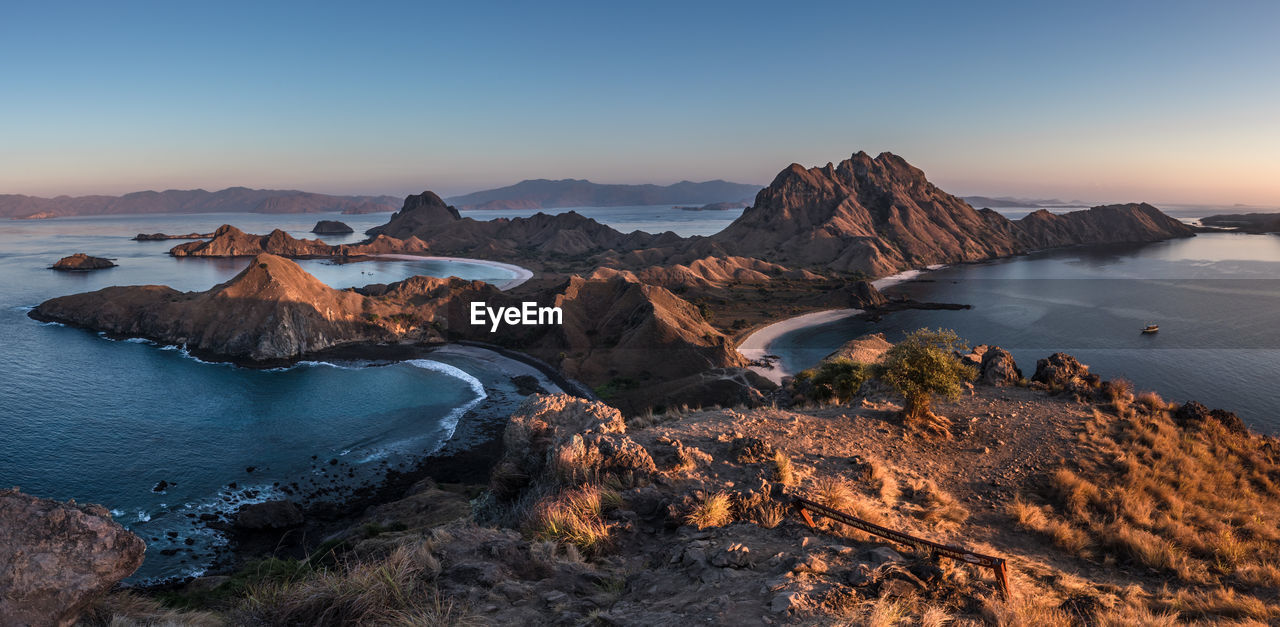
[1014,204,1193,249]
[32,254,393,361]
[365,191,463,238]
[708,152,1023,275]
[705,152,1195,276]
[31,256,747,394]
[169,225,430,258]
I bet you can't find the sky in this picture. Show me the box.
[2,1,1279,205]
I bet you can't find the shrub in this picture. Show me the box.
[803,359,872,404]
[879,328,976,422]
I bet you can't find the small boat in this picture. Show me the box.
[1141,323,1159,334]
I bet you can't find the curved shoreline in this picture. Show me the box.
[737,264,945,383]
[372,254,533,290]
[738,308,864,384]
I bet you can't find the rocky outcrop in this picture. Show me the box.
[310,220,354,234]
[1031,352,1100,393]
[484,394,655,507]
[0,488,145,626]
[51,253,116,271]
[169,224,431,258]
[705,152,1194,276]
[824,333,893,364]
[978,347,1022,386]
[1173,401,1247,434]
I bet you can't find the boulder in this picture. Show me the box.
[1032,353,1100,393]
[0,488,145,626]
[1173,401,1247,435]
[51,253,116,271]
[310,220,354,235]
[979,347,1022,386]
[234,500,304,530]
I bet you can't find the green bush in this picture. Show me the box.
[880,328,976,421]
[803,358,871,404]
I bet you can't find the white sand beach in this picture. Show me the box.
[373,254,534,290]
[738,308,864,384]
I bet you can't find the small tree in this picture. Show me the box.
[804,359,871,404]
[880,328,976,422]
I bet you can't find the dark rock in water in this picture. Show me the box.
[310,220,354,234]
[1032,353,1100,393]
[1173,401,1247,434]
[0,488,145,626]
[235,500,304,530]
[152,480,173,492]
[511,374,548,396]
[51,253,116,271]
[979,347,1022,386]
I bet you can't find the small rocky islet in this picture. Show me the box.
[14,151,1276,625]
[50,253,117,271]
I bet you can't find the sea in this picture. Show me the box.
[769,211,1280,435]
[4,202,1279,582]
[0,205,737,582]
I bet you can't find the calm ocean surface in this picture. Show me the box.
[770,231,1280,434]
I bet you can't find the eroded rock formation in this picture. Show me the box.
[0,488,145,626]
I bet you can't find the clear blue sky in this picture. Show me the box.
[2,1,1278,204]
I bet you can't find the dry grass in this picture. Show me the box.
[770,449,796,487]
[79,591,226,626]
[1016,402,1280,622]
[233,542,473,626]
[525,485,617,555]
[685,491,733,529]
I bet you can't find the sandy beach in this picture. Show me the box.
[738,308,864,383]
[372,254,534,290]
[738,264,944,383]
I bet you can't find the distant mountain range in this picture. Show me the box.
[1,188,400,219]
[961,195,1090,209]
[444,179,762,210]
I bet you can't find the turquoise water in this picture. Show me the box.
[0,212,521,581]
[770,232,1280,433]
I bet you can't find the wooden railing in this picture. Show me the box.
[791,495,1011,598]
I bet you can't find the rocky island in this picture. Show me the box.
[310,219,354,234]
[50,253,117,271]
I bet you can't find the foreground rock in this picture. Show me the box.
[310,219,354,234]
[1031,352,1101,393]
[51,253,116,271]
[978,346,1022,386]
[0,488,145,626]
